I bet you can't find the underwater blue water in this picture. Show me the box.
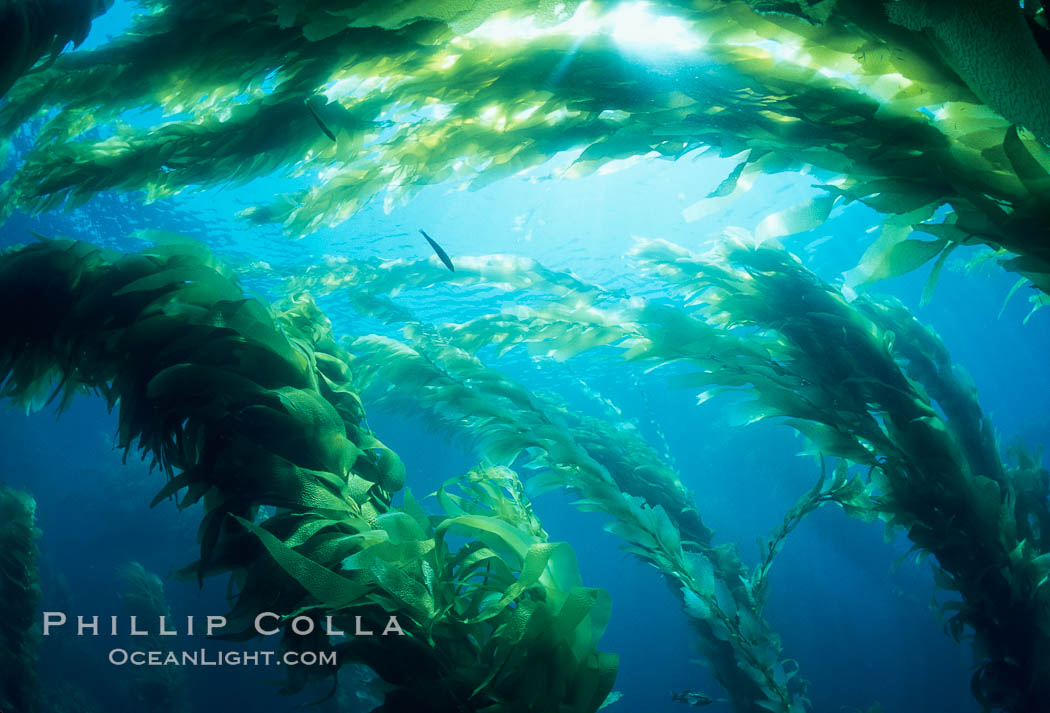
[2,3,1050,713]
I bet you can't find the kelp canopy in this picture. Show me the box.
[1,0,1050,308]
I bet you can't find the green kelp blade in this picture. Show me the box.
[754,195,837,241]
[464,542,566,624]
[350,552,436,620]
[999,276,1031,318]
[1003,125,1050,198]
[920,242,959,306]
[856,233,949,286]
[234,516,371,609]
[436,514,536,565]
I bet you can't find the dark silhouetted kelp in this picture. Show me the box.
[0,0,112,99]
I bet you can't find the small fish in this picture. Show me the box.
[305,99,337,142]
[672,690,714,706]
[419,229,455,272]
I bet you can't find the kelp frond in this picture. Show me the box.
[236,465,618,713]
[0,238,614,712]
[347,327,809,713]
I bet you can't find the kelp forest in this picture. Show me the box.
[0,1,1049,713]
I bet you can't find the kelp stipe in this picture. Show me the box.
[117,563,189,713]
[0,484,42,713]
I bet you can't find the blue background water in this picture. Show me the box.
[2,3,1049,713]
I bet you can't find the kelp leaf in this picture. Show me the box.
[858,235,948,285]
[466,542,565,623]
[234,516,369,608]
[999,277,1031,318]
[1003,125,1050,197]
[754,195,837,241]
[436,514,535,565]
[708,158,748,198]
[921,242,959,306]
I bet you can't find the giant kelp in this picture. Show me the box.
[632,238,1050,711]
[296,238,1049,712]
[0,484,42,713]
[0,232,1041,710]
[741,0,1050,143]
[2,0,1050,303]
[2,2,1047,707]
[347,328,813,713]
[0,236,401,571]
[0,237,615,713]
[240,465,618,713]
